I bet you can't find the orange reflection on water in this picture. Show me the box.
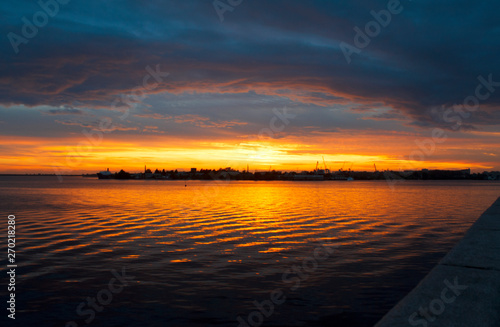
[171,259,191,263]
[16,177,500,286]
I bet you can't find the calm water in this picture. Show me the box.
[1,177,499,327]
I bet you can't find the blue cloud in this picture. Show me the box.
[0,0,499,135]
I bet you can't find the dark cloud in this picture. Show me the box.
[362,111,407,121]
[0,0,499,132]
[43,108,84,115]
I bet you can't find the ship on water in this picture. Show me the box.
[97,168,113,179]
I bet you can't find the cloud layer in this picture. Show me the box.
[1,0,499,171]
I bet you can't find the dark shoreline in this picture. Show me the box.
[1,171,500,181]
[375,197,500,326]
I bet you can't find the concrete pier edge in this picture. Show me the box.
[374,196,500,327]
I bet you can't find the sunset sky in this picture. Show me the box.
[1,0,499,174]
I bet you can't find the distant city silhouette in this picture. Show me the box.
[90,166,500,181]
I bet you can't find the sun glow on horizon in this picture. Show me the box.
[0,135,494,174]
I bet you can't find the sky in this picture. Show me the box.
[1,0,499,174]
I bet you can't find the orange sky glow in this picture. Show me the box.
[1,130,497,174]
